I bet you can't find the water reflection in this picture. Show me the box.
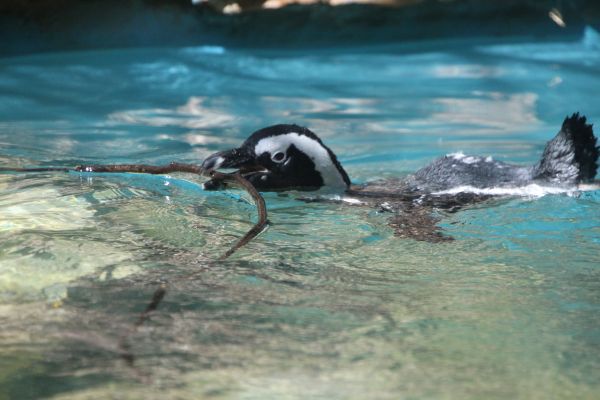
[430,92,539,131]
[108,96,240,129]
[106,89,539,144]
[1,37,599,399]
[130,62,192,89]
[432,64,503,79]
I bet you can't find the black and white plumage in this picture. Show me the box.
[202,124,350,191]
[202,113,598,241]
[203,113,598,193]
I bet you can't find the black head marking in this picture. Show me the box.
[242,124,351,187]
[202,124,351,191]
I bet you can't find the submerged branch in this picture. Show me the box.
[210,171,269,260]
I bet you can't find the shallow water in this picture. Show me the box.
[1,28,600,399]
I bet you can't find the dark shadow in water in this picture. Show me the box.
[1,0,597,56]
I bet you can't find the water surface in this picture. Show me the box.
[1,28,600,399]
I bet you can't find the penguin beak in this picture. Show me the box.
[202,147,269,190]
[201,148,261,173]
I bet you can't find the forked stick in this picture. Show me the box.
[211,171,269,260]
[0,162,202,175]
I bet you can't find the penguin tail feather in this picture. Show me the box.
[534,112,598,183]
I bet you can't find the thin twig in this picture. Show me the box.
[0,167,71,172]
[0,162,203,175]
[209,171,269,260]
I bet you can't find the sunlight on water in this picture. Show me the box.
[1,29,599,399]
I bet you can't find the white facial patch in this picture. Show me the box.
[254,132,347,188]
[210,156,225,170]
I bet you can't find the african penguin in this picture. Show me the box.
[202,114,598,242]
[1,114,596,242]
[202,124,351,191]
[202,113,598,194]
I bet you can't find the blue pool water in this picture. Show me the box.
[1,28,600,398]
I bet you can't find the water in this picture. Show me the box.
[1,28,600,399]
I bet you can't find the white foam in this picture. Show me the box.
[449,152,466,160]
[448,152,482,164]
[308,194,365,205]
[433,183,600,198]
[341,197,365,205]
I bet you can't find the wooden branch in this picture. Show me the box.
[209,171,269,260]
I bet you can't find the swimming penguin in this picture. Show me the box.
[201,113,598,241]
[1,113,597,242]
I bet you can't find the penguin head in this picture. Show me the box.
[202,124,351,191]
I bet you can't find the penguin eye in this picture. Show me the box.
[271,151,286,163]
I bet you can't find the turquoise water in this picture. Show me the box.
[1,28,600,399]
